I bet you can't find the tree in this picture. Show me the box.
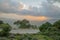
[0,23,11,36]
[53,20,60,29]
[14,19,33,28]
[0,20,3,24]
[39,22,52,32]
[39,20,60,40]
[52,20,60,40]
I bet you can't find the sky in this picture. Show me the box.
[0,0,60,25]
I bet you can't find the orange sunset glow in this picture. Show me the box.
[0,13,48,21]
[24,15,48,21]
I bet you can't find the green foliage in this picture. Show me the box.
[14,34,32,40]
[51,20,60,40]
[53,20,60,30]
[11,34,53,40]
[14,19,37,28]
[39,22,52,32]
[32,34,53,40]
[14,19,30,28]
[0,20,3,24]
[0,20,60,40]
[39,20,60,40]
[0,23,11,36]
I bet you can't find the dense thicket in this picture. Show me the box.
[39,20,60,40]
[0,20,11,36]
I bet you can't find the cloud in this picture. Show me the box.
[0,0,29,12]
[0,0,60,20]
[47,0,60,3]
[39,1,60,18]
[0,0,60,26]
[53,2,60,8]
